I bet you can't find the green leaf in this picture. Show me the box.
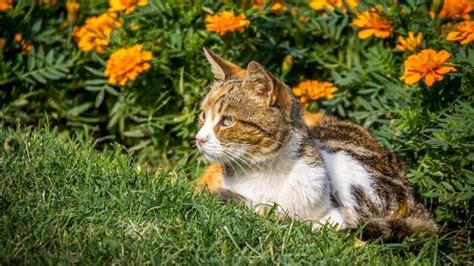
[45,49,54,65]
[95,89,105,108]
[37,46,45,68]
[30,71,47,84]
[27,47,36,71]
[85,66,105,77]
[66,103,92,117]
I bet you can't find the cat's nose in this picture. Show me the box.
[196,136,208,146]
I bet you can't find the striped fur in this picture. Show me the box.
[196,49,436,241]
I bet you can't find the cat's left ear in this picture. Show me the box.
[242,61,279,106]
[203,47,245,80]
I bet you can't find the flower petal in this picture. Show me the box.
[402,72,422,85]
[424,73,436,86]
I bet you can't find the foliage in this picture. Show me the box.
[0,127,466,264]
[0,0,473,259]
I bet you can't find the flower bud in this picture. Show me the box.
[432,0,444,17]
[282,55,293,74]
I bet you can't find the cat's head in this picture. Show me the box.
[196,48,303,164]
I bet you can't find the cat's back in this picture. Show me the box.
[309,115,417,224]
[310,115,406,179]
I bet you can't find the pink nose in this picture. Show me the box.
[196,137,208,146]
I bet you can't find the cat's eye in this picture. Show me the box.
[199,112,205,121]
[220,116,235,127]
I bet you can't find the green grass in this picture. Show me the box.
[0,127,468,264]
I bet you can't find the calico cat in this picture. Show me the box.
[196,48,437,241]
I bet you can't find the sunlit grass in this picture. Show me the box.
[0,127,467,264]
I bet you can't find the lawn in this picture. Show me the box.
[1,127,468,265]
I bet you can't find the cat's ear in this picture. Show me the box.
[242,61,279,106]
[203,47,245,80]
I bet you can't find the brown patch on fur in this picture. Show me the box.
[361,217,437,242]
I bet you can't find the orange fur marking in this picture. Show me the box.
[303,110,324,129]
[196,164,224,194]
[390,201,410,218]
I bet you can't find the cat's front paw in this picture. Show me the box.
[218,189,246,205]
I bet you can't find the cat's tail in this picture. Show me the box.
[360,216,438,242]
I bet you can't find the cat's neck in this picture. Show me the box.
[222,127,315,181]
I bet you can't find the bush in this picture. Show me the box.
[0,0,472,255]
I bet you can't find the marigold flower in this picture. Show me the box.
[438,0,472,20]
[104,44,152,86]
[205,11,250,36]
[73,12,122,54]
[309,0,359,12]
[21,41,32,55]
[396,32,423,52]
[109,0,147,14]
[292,80,337,106]
[14,33,23,42]
[13,33,32,54]
[352,10,392,39]
[0,0,13,11]
[401,49,456,87]
[66,0,80,23]
[446,20,474,45]
[252,0,287,13]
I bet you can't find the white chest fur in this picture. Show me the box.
[224,158,332,222]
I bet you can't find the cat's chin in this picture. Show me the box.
[201,151,221,163]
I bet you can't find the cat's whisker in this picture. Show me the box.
[224,149,263,174]
[221,153,240,176]
[223,150,258,177]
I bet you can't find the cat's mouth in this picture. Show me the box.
[197,145,222,163]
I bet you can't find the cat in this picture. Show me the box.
[195,48,437,241]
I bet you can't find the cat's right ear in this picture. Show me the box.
[203,47,245,80]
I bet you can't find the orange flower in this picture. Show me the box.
[21,41,32,55]
[309,0,358,12]
[252,0,287,13]
[13,33,32,54]
[401,49,456,86]
[446,20,474,45]
[73,12,122,53]
[109,0,147,14]
[438,0,472,20]
[14,33,23,42]
[66,0,80,23]
[104,44,152,86]
[352,10,392,39]
[205,11,250,36]
[292,80,337,106]
[299,16,309,24]
[396,32,423,52]
[0,0,13,11]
